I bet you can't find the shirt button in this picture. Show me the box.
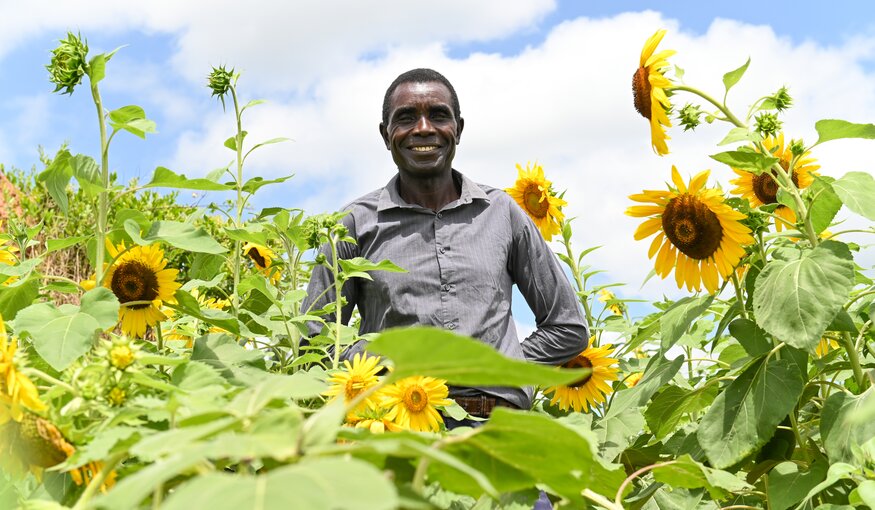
[442,284,450,292]
[447,323,457,330]
[436,212,443,219]
[439,247,445,254]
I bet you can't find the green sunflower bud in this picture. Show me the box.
[677,103,703,132]
[207,65,235,108]
[771,86,793,112]
[788,138,806,157]
[47,32,89,95]
[755,112,783,138]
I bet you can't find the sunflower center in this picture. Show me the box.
[344,375,366,401]
[523,186,550,219]
[662,194,724,260]
[403,385,428,413]
[110,261,159,309]
[246,247,267,268]
[632,67,652,120]
[752,168,799,205]
[565,355,594,388]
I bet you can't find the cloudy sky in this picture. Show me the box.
[1,1,874,326]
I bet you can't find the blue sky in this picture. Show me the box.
[1,1,874,328]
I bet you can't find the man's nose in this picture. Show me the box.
[413,115,435,135]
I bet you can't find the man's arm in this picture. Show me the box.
[508,206,589,365]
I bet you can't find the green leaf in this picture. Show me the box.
[14,291,120,371]
[821,387,875,463]
[796,462,857,509]
[108,105,156,139]
[766,460,829,510]
[753,241,855,351]
[240,99,267,112]
[127,220,227,254]
[729,318,771,356]
[160,457,397,510]
[722,58,750,95]
[718,127,762,146]
[831,171,875,221]
[227,372,326,417]
[171,290,240,335]
[710,148,779,173]
[243,138,292,162]
[593,406,645,461]
[69,153,103,195]
[652,454,751,500]
[807,176,842,234]
[224,131,247,151]
[814,119,875,145]
[697,356,805,469]
[338,257,407,280]
[367,327,589,387]
[240,175,294,194]
[853,480,875,508]
[47,236,89,253]
[660,296,714,352]
[606,354,684,419]
[88,53,106,83]
[0,258,42,279]
[37,148,73,213]
[645,384,718,440]
[145,167,233,191]
[0,276,40,319]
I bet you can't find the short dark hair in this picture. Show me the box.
[382,68,461,126]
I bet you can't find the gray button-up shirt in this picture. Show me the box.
[303,170,588,409]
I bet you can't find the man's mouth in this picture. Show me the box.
[409,145,439,152]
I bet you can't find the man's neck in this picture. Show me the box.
[397,171,461,212]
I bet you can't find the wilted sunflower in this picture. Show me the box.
[383,376,451,433]
[505,162,567,241]
[544,344,619,413]
[242,242,281,283]
[0,315,46,424]
[730,133,819,231]
[103,242,181,338]
[633,29,675,155]
[626,166,754,293]
[323,353,384,423]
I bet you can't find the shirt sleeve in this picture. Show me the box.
[507,204,589,365]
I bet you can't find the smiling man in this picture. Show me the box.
[303,68,587,423]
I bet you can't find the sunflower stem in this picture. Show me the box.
[329,232,343,370]
[761,148,820,247]
[91,77,109,287]
[787,409,810,464]
[230,83,244,317]
[72,451,125,510]
[25,367,77,395]
[614,461,676,507]
[730,272,749,320]
[669,85,745,128]
[561,224,593,330]
[840,331,868,392]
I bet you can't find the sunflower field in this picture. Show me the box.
[1,29,874,510]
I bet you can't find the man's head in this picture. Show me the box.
[380,68,464,179]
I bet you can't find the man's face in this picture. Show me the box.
[380,81,463,179]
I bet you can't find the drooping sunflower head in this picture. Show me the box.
[633,29,675,156]
[544,344,619,413]
[47,32,89,95]
[505,162,567,241]
[242,242,281,283]
[729,133,820,231]
[0,315,47,424]
[626,166,754,293]
[103,242,181,338]
[323,353,384,423]
[383,376,451,433]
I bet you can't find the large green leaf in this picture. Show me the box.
[814,119,875,145]
[145,166,233,191]
[710,148,778,173]
[126,219,227,254]
[108,104,157,139]
[660,296,714,352]
[338,257,406,280]
[753,241,854,351]
[14,289,119,371]
[766,460,828,510]
[722,58,750,95]
[806,176,842,234]
[728,318,771,356]
[831,171,875,221]
[0,276,40,319]
[593,406,645,461]
[697,356,804,469]
[227,372,326,417]
[367,327,589,387]
[645,384,718,440]
[821,387,875,463]
[36,148,73,213]
[160,457,397,510]
[652,454,751,500]
[605,354,684,419]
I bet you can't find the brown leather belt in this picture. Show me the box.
[453,395,516,418]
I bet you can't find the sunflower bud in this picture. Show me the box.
[677,103,702,132]
[788,138,806,157]
[755,112,783,138]
[106,386,127,407]
[769,86,793,112]
[207,65,235,108]
[47,32,89,95]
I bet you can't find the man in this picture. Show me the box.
[303,68,588,420]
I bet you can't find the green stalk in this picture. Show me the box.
[329,233,343,370]
[72,451,125,510]
[230,84,244,316]
[841,331,868,391]
[561,232,593,329]
[668,85,746,128]
[91,79,109,286]
[730,272,749,320]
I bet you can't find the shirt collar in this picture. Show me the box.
[377,170,489,212]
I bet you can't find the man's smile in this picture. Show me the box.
[409,145,440,152]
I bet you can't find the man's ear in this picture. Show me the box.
[455,117,464,144]
[379,122,390,149]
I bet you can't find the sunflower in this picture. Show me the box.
[323,353,384,423]
[597,289,623,316]
[0,412,116,491]
[633,29,675,156]
[0,243,18,285]
[505,162,567,241]
[730,133,819,231]
[0,315,46,424]
[625,372,643,388]
[103,241,181,338]
[815,337,839,358]
[383,376,451,432]
[626,166,754,294]
[243,242,281,283]
[544,344,619,413]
